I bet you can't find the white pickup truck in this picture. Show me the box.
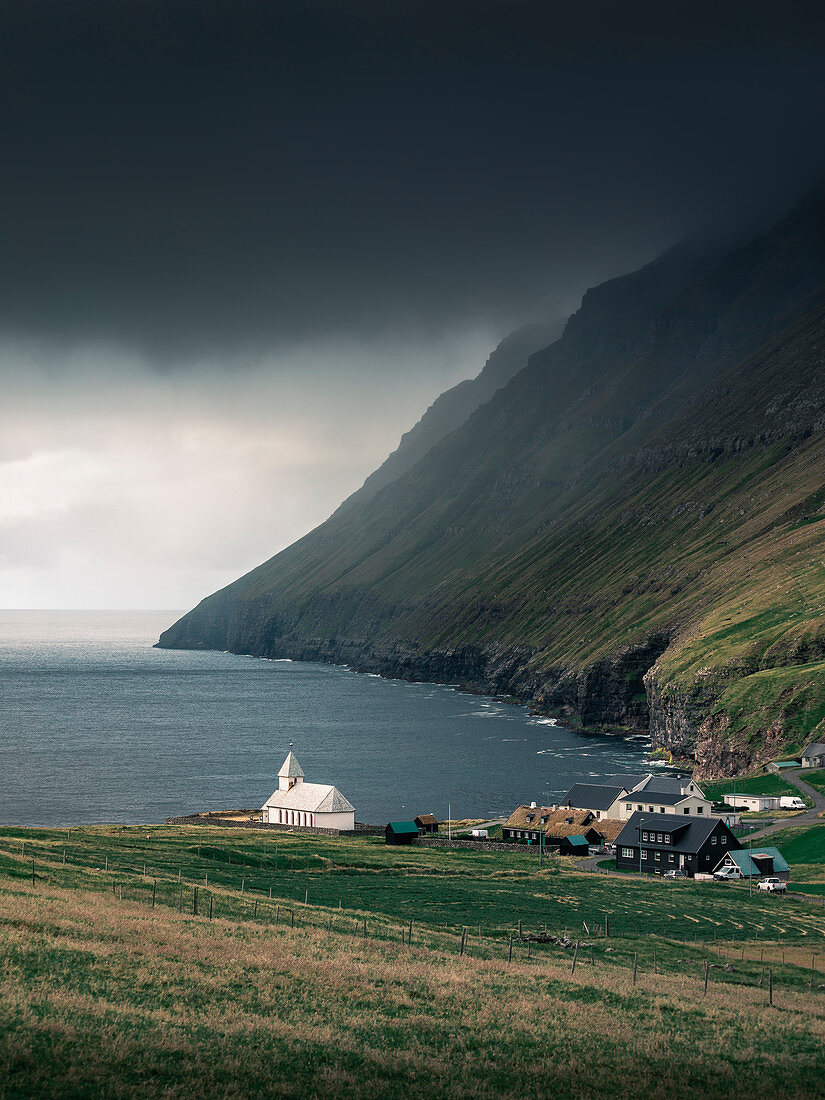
[757,877,787,893]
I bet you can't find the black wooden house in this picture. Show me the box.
[614,812,740,877]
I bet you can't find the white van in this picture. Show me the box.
[779,796,805,810]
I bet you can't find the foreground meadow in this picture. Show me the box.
[1,826,825,1098]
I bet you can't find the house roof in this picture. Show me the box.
[562,783,627,812]
[278,751,304,779]
[594,818,626,842]
[718,847,790,876]
[803,742,825,756]
[606,773,650,790]
[415,814,439,825]
[615,811,733,855]
[263,781,354,814]
[561,834,590,848]
[387,820,419,834]
[505,805,597,832]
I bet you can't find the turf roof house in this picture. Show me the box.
[502,806,609,846]
[262,751,355,830]
[615,812,740,877]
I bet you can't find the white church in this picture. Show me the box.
[262,750,356,831]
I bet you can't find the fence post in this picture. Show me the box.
[704,960,709,995]
[508,932,513,964]
[409,919,413,946]
[178,884,183,913]
[209,894,213,920]
[152,880,156,908]
[571,943,579,975]
[769,970,773,1007]
[460,928,466,957]
[193,886,199,916]
[632,953,638,985]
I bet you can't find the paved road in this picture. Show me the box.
[747,768,825,840]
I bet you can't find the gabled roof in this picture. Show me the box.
[263,781,354,814]
[718,847,790,876]
[387,820,419,834]
[278,751,304,779]
[803,742,825,755]
[562,783,627,811]
[415,813,439,825]
[594,818,626,842]
[615,811,733,855]
[561,834,590,848]
[606,773,650,790]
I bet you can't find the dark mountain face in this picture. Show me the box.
[159,187,825,776]
[337,319,566,513]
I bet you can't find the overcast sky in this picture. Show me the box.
[2,0,824,609]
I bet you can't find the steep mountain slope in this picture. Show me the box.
[337,320,566,512]
[159,190,825,775]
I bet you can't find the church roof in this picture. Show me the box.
[263,781,354,814]
[278,751,304,779]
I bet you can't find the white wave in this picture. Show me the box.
[530,717,559,726]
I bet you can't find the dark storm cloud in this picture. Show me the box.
[2,0,824,359]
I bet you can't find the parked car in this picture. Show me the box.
[663,869,686,879]
[757,877,787,893]
[713,866,743,881]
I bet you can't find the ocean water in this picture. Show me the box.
[0,611,655,826]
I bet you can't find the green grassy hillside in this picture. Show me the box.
[160,192,825,775]
[2,826,825,1098]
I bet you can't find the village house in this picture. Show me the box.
[721,794,778,813]
[262,750,355,830]
[562,772,713,820]
[616,774,712,818]
[802,742,825,769]
[414,813,439,834]
[614,811,739,877]
[712,846,790,882]
[502,805,622,848]
[385,820,419,845]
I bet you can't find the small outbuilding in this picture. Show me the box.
[386,820,420,845]
[713,847,790,881]
[558,834,591,856]
[415,813,439,834]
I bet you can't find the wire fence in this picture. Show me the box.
[2,839,825,1014]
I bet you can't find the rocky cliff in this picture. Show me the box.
[160,188,825,775]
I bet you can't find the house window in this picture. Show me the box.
[668,853,675,862]
[659,807,666,813]
[697,806,704,814]
[705,854,711,861]
[526,815,534,823]
[656,834,663,843]
[711,836,717,844]
[683,808,690,814]
[637,805,643,811]
[720,836,726,846]
[648,806,654,812]
[642,848,649,860]
[642,831,649,841]
[664,834,670,844]
[655,851,661,860]
[621,848,634,858]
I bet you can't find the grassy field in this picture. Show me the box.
[802,768,825,795]
[2,825,825,1098]
[3,824,825,946]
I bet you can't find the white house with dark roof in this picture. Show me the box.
[262,751,355,830]
[618,774,712,818]
[562,772,712,820]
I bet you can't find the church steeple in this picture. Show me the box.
[278,747,305,792]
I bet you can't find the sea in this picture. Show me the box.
[0,611,657,827]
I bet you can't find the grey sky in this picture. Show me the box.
[1,1,824,607]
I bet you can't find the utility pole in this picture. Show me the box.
[448,803,451,841]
